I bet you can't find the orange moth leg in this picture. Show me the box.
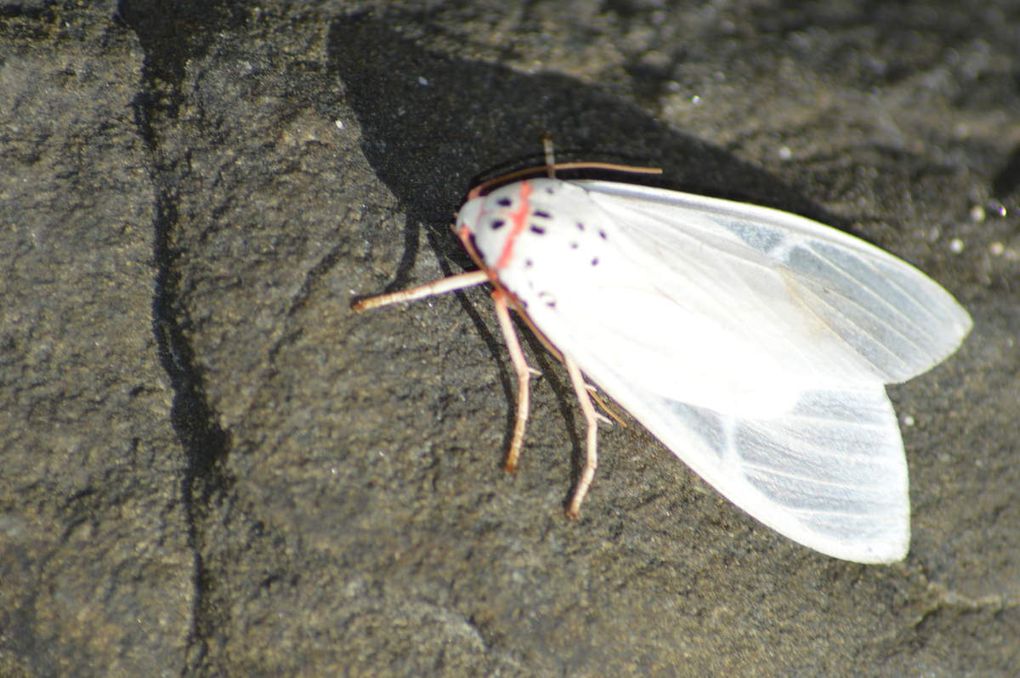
[491,288,533,474]
[351,270,489,311]
[565,355,600,520]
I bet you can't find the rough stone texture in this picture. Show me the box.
[1,1,1017,675]
[0,2,192,676]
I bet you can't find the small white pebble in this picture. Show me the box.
[969,204,985,223]
[949,237,964,254]
[990,242,1005,256]
[335,119,345,129]
[690,94,703,105]
[418,76,429,86]
[777,146,792,161]
[902,414,915,427]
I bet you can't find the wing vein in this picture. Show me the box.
[742,462,884,490]
[802,246,931,355]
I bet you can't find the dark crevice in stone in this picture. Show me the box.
[123,3,240,672]
[139,110,230,676]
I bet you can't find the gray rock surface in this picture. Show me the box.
[1,1,1017,675]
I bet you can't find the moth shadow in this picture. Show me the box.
[327,12,850,510]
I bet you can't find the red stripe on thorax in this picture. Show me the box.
[496,181,533,269]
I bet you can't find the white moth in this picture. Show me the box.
[354,160,972,563]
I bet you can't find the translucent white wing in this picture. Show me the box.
[522,284,912,560]
[485,179,971,420]
[579,358,909,562]
[575,180,973,384]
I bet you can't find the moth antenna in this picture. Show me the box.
[468,160,662,199]
[542,133,557,178]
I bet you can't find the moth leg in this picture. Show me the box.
[352,270,489,311]
[565,355,599,519]
[492,288,532,474]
